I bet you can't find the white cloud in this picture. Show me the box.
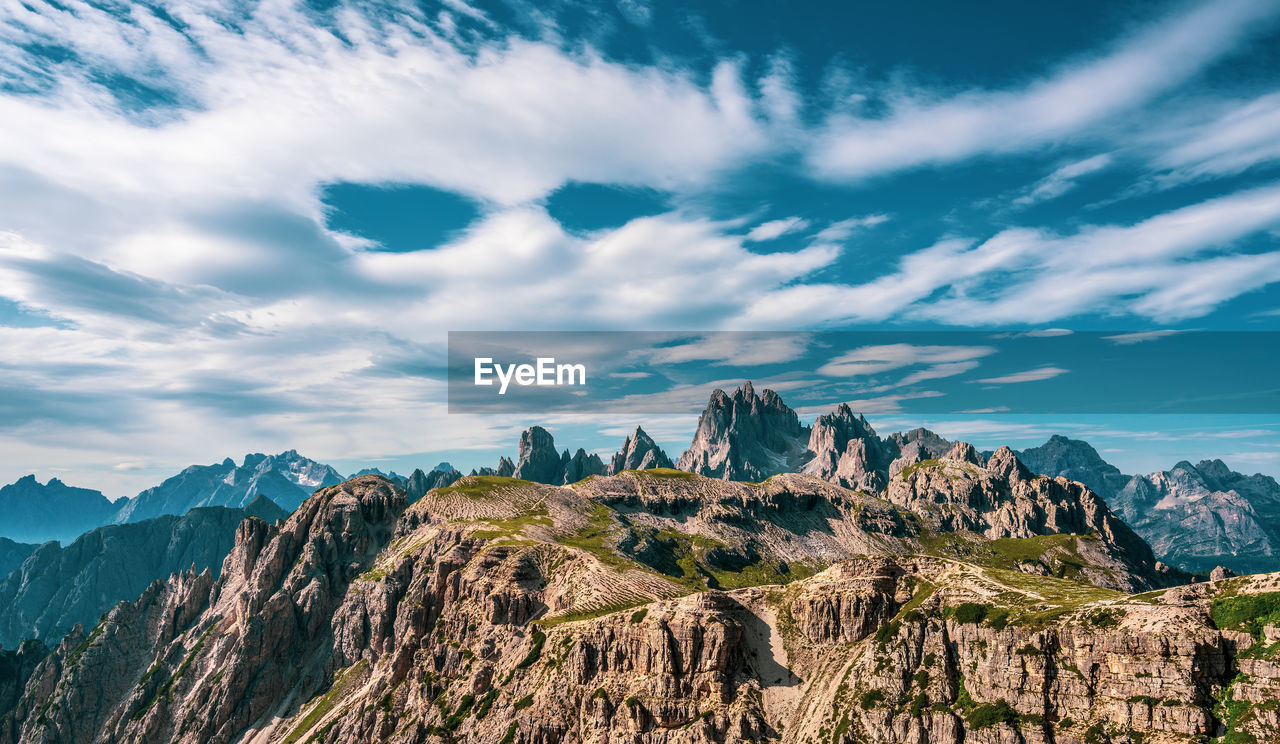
[808,0,1280,180]
[746,217,810,242]
[1153,91,1280,182]
[818,344,995,377]
[1013,154,1114,206]
[1103,330,1184,345]
[738,182,1280,327]
[972,366,1069,384]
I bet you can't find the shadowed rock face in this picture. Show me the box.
[677,382,812,481]
[404,466,461,503]
[0,476,117,544]
[0,539,37,580]
[0,497,286,649]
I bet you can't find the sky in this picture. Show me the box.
[2,0,1280,498]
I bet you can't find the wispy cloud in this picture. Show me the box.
[1013,154,1114,206]
[972,366,1069,384]
[746,217,810,242]
[808,0,1280,180]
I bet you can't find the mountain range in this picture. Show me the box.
[4,384,1279,581]
[1013,435,1280,575]
[4,383,1280,742]
[0,495,287,649]
[0,460,1273,743]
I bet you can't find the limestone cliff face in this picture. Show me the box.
[887,446,1174,591]
[801,403,893,492]
[7,472,1268,744]
[609,426,675,473]
[677,382,811,481]
[512,427,607,485]
[1114,460,1280,575]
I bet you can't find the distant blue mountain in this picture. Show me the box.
[112,450,344,522]
[0,476,117,544]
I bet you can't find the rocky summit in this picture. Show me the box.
[113,450,344,522]
[677,381,812,481]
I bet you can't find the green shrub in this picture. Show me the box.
[859,689,885,710]
[966,699,1018,729]
[909,693,929,717]
[516,630,546,668]
[630,608,648,624]
[986,608,1010,630]
[513,695,534,711]
[1211,592,1280,638]
[498,722,518,744]
[953,603,990,625]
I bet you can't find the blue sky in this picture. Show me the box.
[1,0,1280,497]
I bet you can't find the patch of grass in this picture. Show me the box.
[435,476,537,499]
[499,722,518,744]
[556,503,633,571]
[859,689,885,710]
[1211,592,1280,639]
[897,458,940,480]
[517,630,546,668]
[953,603,990,624]
[513,695,534,711]
[628,468,698,481]
[282,660,367,744]
[630,608,648,624]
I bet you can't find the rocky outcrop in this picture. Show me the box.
[513,426,563,483]
[609,426,675,473]
[888,445,1176,591]
[404,465,461,502]
[0,497,286,648]
[1113,459,1280,574]
[0,475,118,544]
[113,450,343,522]
[562,448,608,484]
[1015,434,1131,501]
[509,427,607,485]
[0,540,36,581]
[472,456,516,478]
[677,382,811,481]
[801,403,893,492]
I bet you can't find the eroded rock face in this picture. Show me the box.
[609,426,675,473]
[677,382,811,481]
[405,466,461,502]
[1114,460,1280,574]
[6,471,1257,744]
[1016,435,1130,501]
[888,446,1176,591]
[801,404,893,492]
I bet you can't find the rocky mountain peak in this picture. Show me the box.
[944,441,984,466]
[986,446,1031,482]
[676,381,810,481]
[608,426,674,473]
[801,403,890,491]
[513,426,563,484]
